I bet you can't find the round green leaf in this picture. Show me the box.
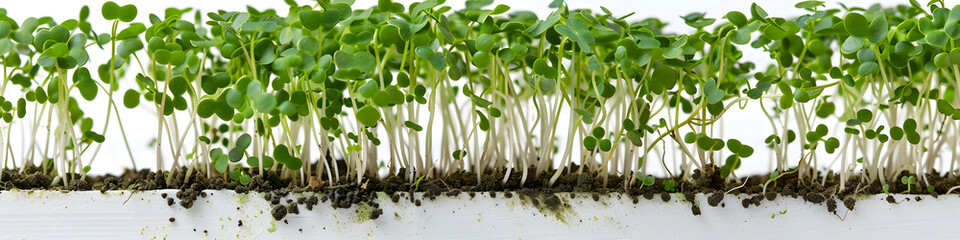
[356,105,381,127]
[123,89,139,108]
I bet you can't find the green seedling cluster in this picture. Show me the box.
[0,0,955,193]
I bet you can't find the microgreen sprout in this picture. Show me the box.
[0,0,954,198]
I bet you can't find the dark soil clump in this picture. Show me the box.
[826,198,837,213]
[272,205,288,220]
[707,191,723,207]
[843,198,856,210]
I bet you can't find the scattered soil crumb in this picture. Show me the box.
[915,196,922,201]
[272,205,288,220]
[707,191,723,207]
[643,192,654,200]
[168,217,175,223]
[445,189,461,197]
[683,192,696,203]
[161,193,168,198]
[167,198,174,206]
[287,203,300,215]
[765,192,777,201]
[370,208,383,220]
[414,199,422,206]
[660,193,671,202]
[504,191,513,198]
[826,198,837,213]
[391,193,401,203]
[691,205,701,216]
[592,194,600,201]
[843,198,856,210]
[238,220,243,227]
[886,195,897,204]
[803,192,825,204]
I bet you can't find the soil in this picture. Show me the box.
[0,164,953,220]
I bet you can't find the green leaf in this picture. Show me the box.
[118,4,137,22]
[867,14,888,43]
[404,121,423,131]
[525,15,561,36]
[573,108,594,124]
[101,1,120,20]
[229,134,252,162]
[725,11,747,27]
[356,105,381,127]
[334,51,376,73]
[415,46,446,70]
[844,13,870,38]
[841,36,863,54]
[211,148,228,173]
[240,21,278,32]
[825,137,840,153]
[378,0,405,13]
[794,1,824,9]
[475,34,495,52]
[937,99,955,115]
[84,131,105,143]
[75,68,97,101]
[554,18,595,53]
[300,10,340,30]
[254,94,276,112]
[857,109,873,123]
[858,61,879,76]
[273,144,301,171]
[123,90,139,108]
[704,79,724,104]
[650,64,678,94]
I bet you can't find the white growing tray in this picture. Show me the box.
[0,190,954,239]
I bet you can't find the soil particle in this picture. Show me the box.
[305,196,319,211]
[592,194,600,201]
[390,193,401,203]
[764,192,777,201]
[287,203,300,215]
[238,220,243,227]
[489,191,497,198]
[803,192,825,204]
[272,205,288,220]
[707,191,723,207]
[168,217,175,222]
[643,191,654,200]
[691,205,701,216]
[915,196,922,201]
[297,197,306,204]
[414,199,422,206]
[370,208,383,220]
[504,191,513,198]
[741,198,753,208]
[166,198,174,206]
[750,195,764,207]
[826,198,837,213]
[660,193,671,202]
[445,189,461,197]
[468,192,476,198]
[843,198,856,210]
[683,192,696,203]
[886,195,897,204]
[161,193,168,198]
[271,199,280,205]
